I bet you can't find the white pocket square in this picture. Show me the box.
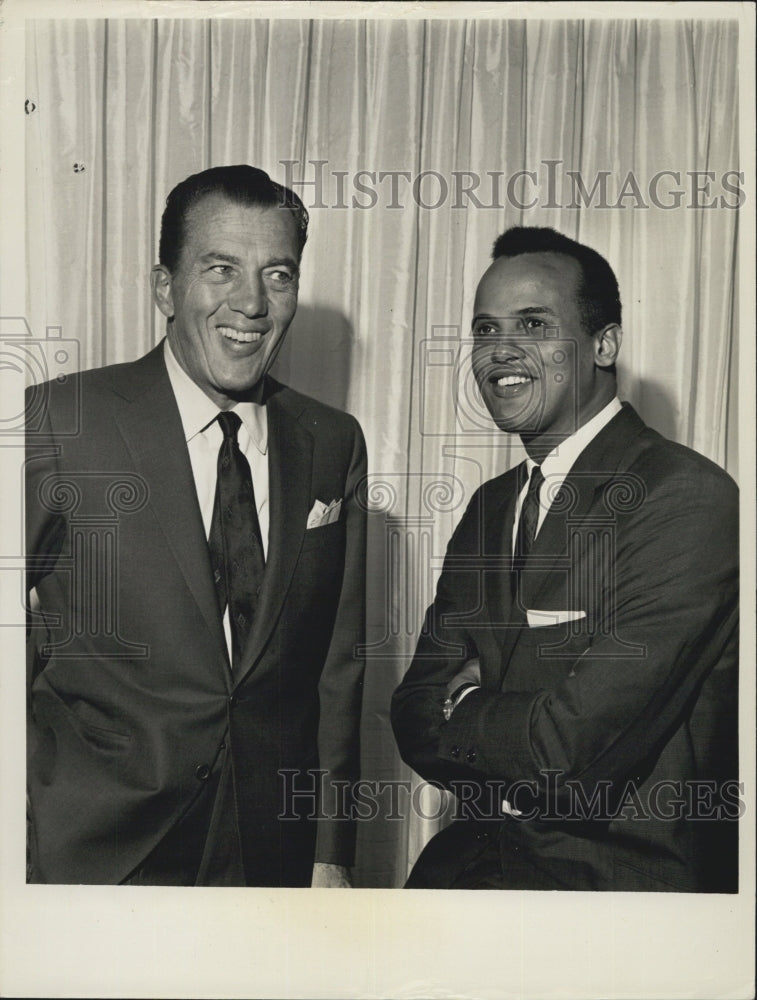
[306,498,342,529]
[526,609,586,627]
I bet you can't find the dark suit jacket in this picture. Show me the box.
[392,404,739,891]
[26,343,366,886]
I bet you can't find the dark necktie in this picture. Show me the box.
[516,464,545,560]
[512,464,544,601]
[207,410,265,669]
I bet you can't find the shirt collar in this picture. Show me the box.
[526,397,622,479]
[163,339,268,454]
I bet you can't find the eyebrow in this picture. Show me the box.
[199,252,242,266]
[472,305,559,321]
[199,252,300,274]
[266,256,300,273]
[515,305,558,317]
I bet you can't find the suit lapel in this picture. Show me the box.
[495,404,647,681]
[521,403,647,612]
[106,345,228,672]
[483,465,522,661]
[233,384,314,688]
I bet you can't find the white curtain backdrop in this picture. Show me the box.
[25,16,740,887]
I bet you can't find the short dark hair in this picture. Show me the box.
[159,164,309,272]
[491,227,622,334]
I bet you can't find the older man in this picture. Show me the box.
[26,165,366,887]
[392,227,738,892]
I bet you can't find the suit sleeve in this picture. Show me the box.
[25,385,69,763]
[313,416,368,866]
[25,387,67,594]
[395,464,739,798]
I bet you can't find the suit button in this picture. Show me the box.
[195,764,210,781]
[466,749,477,764]
[450,745,461,759]
[219,741,227,751]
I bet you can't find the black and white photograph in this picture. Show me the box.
[0,0,754,996]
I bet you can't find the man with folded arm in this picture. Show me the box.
[391,227,738,891]
[26,165,366,887]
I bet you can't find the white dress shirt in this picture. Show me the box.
[164,341,270,656]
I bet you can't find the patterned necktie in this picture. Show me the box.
[207,410,265,669]
[512,464,544,601]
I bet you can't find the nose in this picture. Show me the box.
[489,340,525,363]
[229,272,268,318]
[471,337,525,382]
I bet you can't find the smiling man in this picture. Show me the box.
[391,227,739,892]
[26,165,367,887]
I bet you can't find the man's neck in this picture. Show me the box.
[520,392,619,464]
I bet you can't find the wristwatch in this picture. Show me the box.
[443,682,478,722]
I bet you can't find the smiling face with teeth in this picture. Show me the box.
[471,251,621,458]
[151,193,300,409]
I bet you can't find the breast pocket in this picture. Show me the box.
[506,620,594,690]
[517,618,593,656]
[299,518,345,554]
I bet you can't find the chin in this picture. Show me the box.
[492,418,529,436]
[220,368,267,391]
[483,402,540,437]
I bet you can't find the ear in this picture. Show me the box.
[150,265,175,320]
[593,324,622,369]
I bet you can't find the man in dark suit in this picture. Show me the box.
[26,165,366,887]
[392,227,739,892]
